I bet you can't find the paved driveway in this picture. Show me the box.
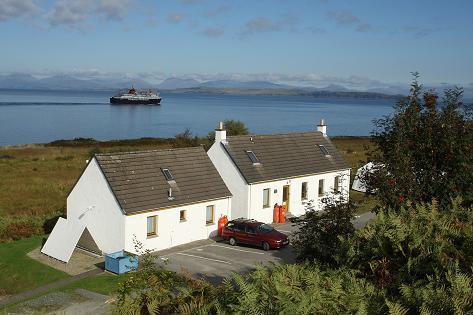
[155,212,375,283]
[158,240,296,283]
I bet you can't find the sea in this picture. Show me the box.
[0,89,397,146]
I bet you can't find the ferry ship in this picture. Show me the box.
[110,87,161,105]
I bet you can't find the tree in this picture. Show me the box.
[207,119,249,142]
[291,186,356,267]
[174,128,199,147]
[365,74,473,210]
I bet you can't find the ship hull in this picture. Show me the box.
[110,97,161,105]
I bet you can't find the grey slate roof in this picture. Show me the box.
[95,146,231,215]
[222,131,350,184]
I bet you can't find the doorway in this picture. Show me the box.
[282,185,290,212]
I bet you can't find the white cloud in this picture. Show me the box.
[167,13,184,23]
[47,0,132,27]
[240,14,299,37]
[0,0,40,21]
[327,10,371,33]
[99,0,131,20]
[202,26,224,37]
[203,5,229,17]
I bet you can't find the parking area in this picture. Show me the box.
[156,221,296,283]
[159,240,295,283]
[154,213,374,283]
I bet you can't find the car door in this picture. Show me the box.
[245,226,259,246]
[234,223,248,244]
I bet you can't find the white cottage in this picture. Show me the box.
[208,120,351,223]
[42,146,232,263]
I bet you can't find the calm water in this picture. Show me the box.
[0,89,395,146]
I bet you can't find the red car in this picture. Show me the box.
[221,218,289,251]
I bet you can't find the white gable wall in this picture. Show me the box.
[208,142,250,220]
[124,197,231,254]
[67,158,125,254]
[248,170,351,223]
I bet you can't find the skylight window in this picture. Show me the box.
[161,168,174,181]
[246,151,260,165]
[319,145,330,156]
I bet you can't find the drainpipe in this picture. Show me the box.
[248,184,252,219]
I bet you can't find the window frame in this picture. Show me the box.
[318,179,325,197]
[334,176,340,193]
[301,182,308,200]
[246,150,261,165]
[318,145,330,156]
[179,210,187,222]
[246,226,256,235]
[262,188,271,208]
[206,205,214,225]
[161,168,174,181]
[147,215,158,237]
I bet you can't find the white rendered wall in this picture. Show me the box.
[208,142,249,220]
[124,197,231,254]
[67,158,125,254]
[248,170,351,223]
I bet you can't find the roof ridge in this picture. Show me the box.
[227,130,321,139]
[95,145,204,157]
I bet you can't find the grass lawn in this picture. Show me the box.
[0,236,69,295]
[350,190,378,215]
[59,272,128,295]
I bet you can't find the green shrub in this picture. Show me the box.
[345,199,473,290]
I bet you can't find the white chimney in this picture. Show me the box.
[317,118,327,136]
[215,121,227,142]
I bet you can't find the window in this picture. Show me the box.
[147,215,157,237]
[334,176,340,192]
[246,150,260,165]
[179,210,187,222]
[206,205,214,224]
[318,179,325,196]
[257,224,274,234]
[263,188,270,208]
[246,226,256,234]
[235,224,245,232]
[161,168,174,181]
[319,145,330,156]
[301,182,308,200]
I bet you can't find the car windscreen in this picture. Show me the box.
[257,224,274,233]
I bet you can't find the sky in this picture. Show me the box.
[1,0,473,88]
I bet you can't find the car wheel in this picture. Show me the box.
[229,237,237,246]
[262,241,270,251]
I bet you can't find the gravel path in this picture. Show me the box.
[0,268,102,307]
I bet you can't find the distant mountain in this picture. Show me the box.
[163,87,403,99]
[157,78,200,89]
[156,79,290,89]
[317,84,352,92]
[198,80,289,89]
[1,73,471,99]
[0,73,38,89]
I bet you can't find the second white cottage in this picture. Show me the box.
[208,120,351,223]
